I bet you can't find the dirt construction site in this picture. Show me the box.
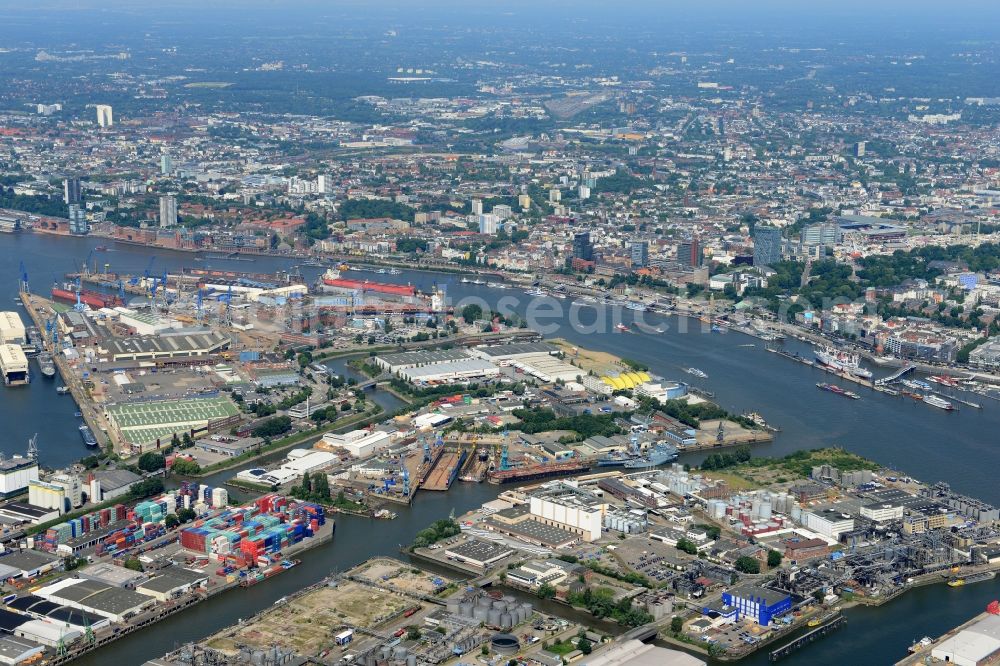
[204,579,412,657]
[351,557,452,596]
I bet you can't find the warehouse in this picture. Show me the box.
[398,358,500,384]
[100,330,230,362]
[510,354,581,383]
[443,539,514,569]
[801,506,855,539]
[0,502,58,525]
[135,567,208,602]
[34,578,156,623]
[104,395,240,451]
[580,639,705,666]
[0,551,61,580]
[5,596,110,632]
[931,612,1000,666]
[528,484,607,542]
[470,342,559,364]
[79,562,145,588]
[321,429,391,458]
[279,449,338,476]
[374,348,472,373]
[0,312,25,345]
[0,635,45,664]
[13,620,81,648]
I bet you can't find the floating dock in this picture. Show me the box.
[488,460,591,484]
[0,343,29,385]
[769,614,845,661]
[423,448,468,491]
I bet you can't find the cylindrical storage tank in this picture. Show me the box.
[406,656,416,666]
[760,502,772,520]
[473,606,489,622]
[381,646,392,660]
[393,647,407,660]
[488,609,502,626]
[446,598,461,613]
[500,613,512,629]
[791,505,802,522]
[493,601,505,610]
[477,596,492,609]
[459,601,473,617]
[365,653,376,666]
[520,602,533,619]
[503,596,516,606]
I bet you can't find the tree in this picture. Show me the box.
[137,452,166,472]
[165,513,180,529]
[301,470,312,494]
[461,303,483,324]
[171,433,181,449]
[123,557,143,572]
[312,473,331,500]
[406,626,421,641]
[181,432,194,448]
[578,638,592,655]
[767,550,783,568]
[171,459,202,475]
[537,583,556,599]
[670,616,684,634]
[675,538,698,555]
[177,507,197,523]
[734,556,761,574]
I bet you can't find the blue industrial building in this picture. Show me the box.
[712,584,792,626]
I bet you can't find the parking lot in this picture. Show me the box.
[612,536,695,584]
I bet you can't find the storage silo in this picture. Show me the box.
[406,656,416,666]
[477,596,492,609]
[473,606,489,622]
[520,602,533,620]
[790,505,802,523]
[500,613,513,630]
[488,608,502,626]
[381,646,392,660]
[459,601,473,617]
[759,501,772,521]
[393,647,407,661]
[493,600,505,610]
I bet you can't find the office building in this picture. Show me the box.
[753,226,782,267]
[572,232,593,261]
[95,104,113,128]
[159,195,177,228]
[160,153,173,175]
[677,239,701,268]
[68,204,88,235]
[471,199,483,216]
[800,223,839,247]
[855,141,866,158]
[62,177,81,205]
[630,241,649,268]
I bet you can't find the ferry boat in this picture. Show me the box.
[928,375,959,387]
[923,395,955,411]
[79,424,98,448]
[525,287,546,296]
[460,277,472,284]
[816,383,861,399]
[472,278,486,285]
[615,323,630,332]
[685,367,708,379]
[814,346,873,380]
[388,268,402,275]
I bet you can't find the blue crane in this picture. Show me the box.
[402,467,410,496]
[117,280,126,302]
[18,261,28,293]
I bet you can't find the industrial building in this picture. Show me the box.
[579,639,706,666]
[0,312,25,345]
[801,506,855,539]
[527,483,607,542]
[931,612,1000,666]
[505,559,574,590]
[321,429,391,458]
[715,583,793,627]
[0,456,39,499]
[442,539,514,569]
[34,578,157,623]
[0,344,29,385]
[397,358,500,384]
[99,330,230,362]
[373,349,472,373]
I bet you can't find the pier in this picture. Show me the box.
[769,614,846,661]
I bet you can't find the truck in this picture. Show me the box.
[334,629,354,646]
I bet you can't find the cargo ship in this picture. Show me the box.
[36,352,55,379]
[51,285,122,309]
[816,383,860,400]
[814,345,873,380]
[947,571,995,587]
[321,269,415,297]
[79,424,98,448]
[923,395,955,411]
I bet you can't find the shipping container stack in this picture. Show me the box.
[179,494,325,567]
[38,503,128,551]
